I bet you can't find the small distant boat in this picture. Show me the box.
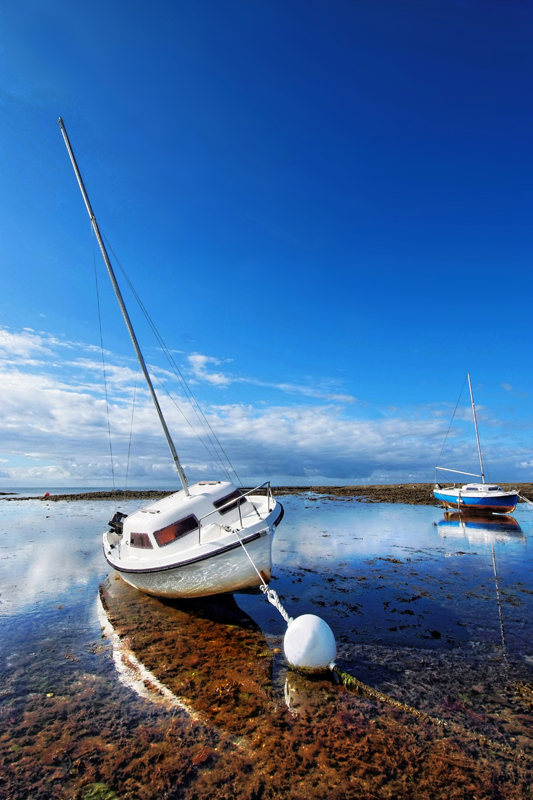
[434,373,519,514]
[434,483,518,514]
[59,118,284,598]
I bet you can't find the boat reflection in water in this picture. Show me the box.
[98,573,274,735]
[436,512,525,545]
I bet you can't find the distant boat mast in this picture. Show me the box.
[58,117,190,496]
[467,372,485,485]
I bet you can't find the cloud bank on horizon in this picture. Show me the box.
[0,324,529,488]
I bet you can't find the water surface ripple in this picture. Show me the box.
[2,495,533,798]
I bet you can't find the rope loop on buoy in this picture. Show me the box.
[260,585,294,626]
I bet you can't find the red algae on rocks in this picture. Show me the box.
[3,594,533,799]
[38,577,533,798]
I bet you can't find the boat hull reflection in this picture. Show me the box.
[99,573,274,734]
[437,512,525,545]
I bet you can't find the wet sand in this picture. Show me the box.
[4,482,533,505]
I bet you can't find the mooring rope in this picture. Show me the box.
[261,585,294,626]
[330,664,452,725]
[230,523,530,763]
[229,526,294,626]
[329,663,532,762]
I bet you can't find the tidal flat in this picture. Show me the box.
[1,493,533,799]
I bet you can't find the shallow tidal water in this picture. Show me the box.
[2,494,533,799]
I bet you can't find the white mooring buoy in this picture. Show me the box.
[283,614,337,674]
[237,542,338,674]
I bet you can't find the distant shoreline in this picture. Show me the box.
[2,483,532,506]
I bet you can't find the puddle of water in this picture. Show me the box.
[2,496,533,798]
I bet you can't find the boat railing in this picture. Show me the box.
[197,481,273,544]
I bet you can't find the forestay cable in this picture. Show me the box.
[124,371,138,490]
[435,374,467,480]
[92,227,116,501]
[103,234,243,487]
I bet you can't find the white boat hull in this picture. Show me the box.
[103,481,283,598]
[107,525,274,598]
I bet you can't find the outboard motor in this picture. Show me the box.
[109,510,128,535]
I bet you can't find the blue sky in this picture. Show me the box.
[1,0,532,488]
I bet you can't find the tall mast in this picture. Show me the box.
[467,372,485,484]
[58,117,190,496]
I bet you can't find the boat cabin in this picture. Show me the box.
[111,481,259,555]
[462,484,502,493]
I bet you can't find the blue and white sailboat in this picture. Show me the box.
[433,374,519,514]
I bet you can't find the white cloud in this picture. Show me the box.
[187,354,232,386]
[0,325,112,361]
[501,382,528,398]
[0,326,54,359]
[0,325,528,487]
[258,381,355,403]
[187,352,356,403]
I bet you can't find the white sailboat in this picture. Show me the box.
[59,118,284,598]
[433,373,518,514]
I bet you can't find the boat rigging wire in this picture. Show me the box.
[92,226,117,501]
[435,374,469,481]
[150,371,235,483]
[124,370,138,490]
[468,372,486,484]
[102,234,243,487]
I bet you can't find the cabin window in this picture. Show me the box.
[488,487,499,491]
[213,489,246,515]
[154,515,198,547]
[465,487,478,491]
[130,532,153,549]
